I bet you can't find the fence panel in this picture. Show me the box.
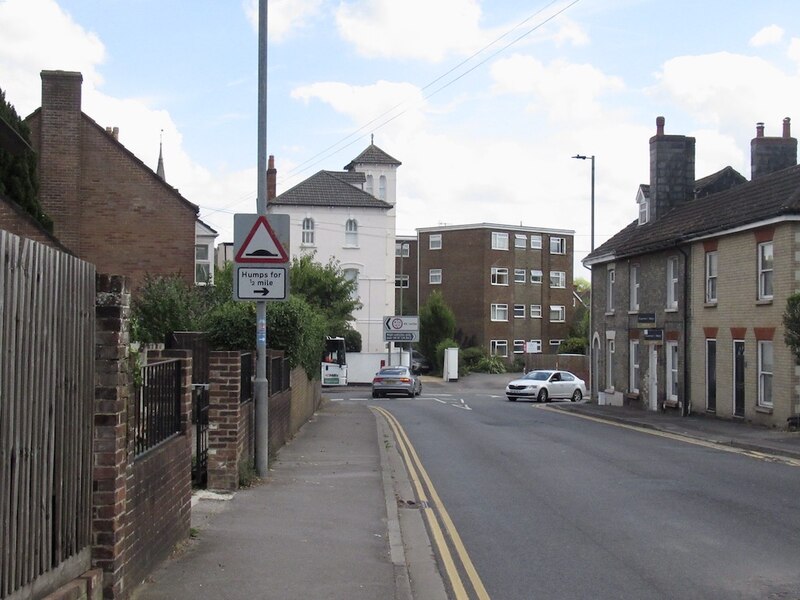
[0,230,95,599]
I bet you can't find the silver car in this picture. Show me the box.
[506,369,586,402]
[372,366,422,398]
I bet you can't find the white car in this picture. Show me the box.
[506,369,586,403]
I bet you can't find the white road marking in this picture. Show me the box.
[450,398,472,411]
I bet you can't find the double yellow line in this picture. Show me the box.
[372,406,491,600]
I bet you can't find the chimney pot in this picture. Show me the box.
[656,116,665,136]
[783,117,791,138]
[267,154,277,201]
[756,122,764,138]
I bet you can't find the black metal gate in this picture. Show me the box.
[167,332,210,486]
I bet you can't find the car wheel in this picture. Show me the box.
[537,388,549,403]
[371,391,378,398]
[507,396,516,402]
[571,389,583,402]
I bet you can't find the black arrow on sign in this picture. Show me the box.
[254,288,270,296]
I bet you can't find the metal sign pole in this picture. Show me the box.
[255,0,269,477]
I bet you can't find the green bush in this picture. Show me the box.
[471,355,507,374]
[558,337,586,354]
[460,346,486,371]
[131,274,204,343]
[343,328,362,353]
[434,338,459,373]
[267,296,327,378]
[200,301,256,351]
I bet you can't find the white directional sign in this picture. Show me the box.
[383,315,419,342]
[236,267,287,301]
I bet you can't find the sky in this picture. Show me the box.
[1,0,799,277]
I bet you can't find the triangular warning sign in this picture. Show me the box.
[235,216,290,263]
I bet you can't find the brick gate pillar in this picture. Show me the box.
[207,351,242,492]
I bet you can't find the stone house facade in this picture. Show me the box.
[585,116,800,428]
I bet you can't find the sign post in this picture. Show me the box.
[383,316,419,366]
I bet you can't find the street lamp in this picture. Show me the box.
[573,154,595,401]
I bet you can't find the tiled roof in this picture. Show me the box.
[271,170,393,208]
[344,144,402,170]
[587,164,800,263]
[328,170,366,185]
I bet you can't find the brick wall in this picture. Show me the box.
[208,352,243,491]
[40,569,103,600]
[289,369,322,434]
[0,194,68,250]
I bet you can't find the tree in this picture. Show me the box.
[131,274,206,343]
[419,291,456,371]
[783,292,800,364]
[0,86,51,231]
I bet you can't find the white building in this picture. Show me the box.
[267,144,401,353]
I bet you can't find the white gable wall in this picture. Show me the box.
[353,162,398,205]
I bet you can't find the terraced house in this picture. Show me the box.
[585,116,800,429]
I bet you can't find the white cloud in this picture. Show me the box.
[549,18,590,47]
[243,0,325,42]
[789,37,800,65]
[749,24,784,47]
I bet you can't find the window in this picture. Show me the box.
[758,241,773,300]
[758,341,774,407]
[629,340,640,393]
[302,217,315,245]
[195,244,211,284]
[550,339,563,348]
[491,267,509,286]
[513,340,525,354]
[379,175,387,200]
[343,268,359,300]
[429,234,442,250]
[630,264,639,311]
[550,237,566,254]
[638,198,649,225]
[515,234,527,249]
[667,256,679,309]
[705,251,718,303]
[530,269,543,284]
[492,232,509,250]
[395,274,409,289]
[606,267,615,312]
[528,340,542,353]
[667,341,678,402]
[491,304,509,321]
[606,339,615,390]
[395,242,410,257]
[490,340,508,357]
[429,269,442,284]
[514,269,526,283]
[706,339,717,411]
[530,304,542,318]
[550,305,565,322]
[530,235,542,249]
[514,304,525,318]
[345,219,358,246]
[550,271,566,288]
[365,174,374,195]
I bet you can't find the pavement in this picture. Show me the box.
[133,373,800,600]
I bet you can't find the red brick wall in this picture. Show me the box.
[0,195,67,249]
[208,352,242,491]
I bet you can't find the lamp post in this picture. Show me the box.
[573,154,595,401]
[399,242,408,315]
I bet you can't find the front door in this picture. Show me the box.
[648,345,658,411]
[733,341,745,417]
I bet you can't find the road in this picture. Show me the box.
[331,377,800,600]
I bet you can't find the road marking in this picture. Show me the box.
[372,406,491,600]
[537,405,800,467]
[451,398,472,410]
[432,398,448,404]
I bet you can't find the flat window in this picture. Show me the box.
[379,175,387,200]
[513,340,525,354]
[606,339,615,390]
[429,234,442,250]
[607,267,615,312]
[302,217,315,245]
[530,235,542,249]
[492,232,509,250]
[530,304,542,318]
[667,341,678,402]
[705,251,718,303]
[758,341,773,407]
[513,304,525,318]
[195,244,211,284]
[667,256,679,309]
[491,304,509,321]
[345,219,358,246]
[490,340,508,357]
[429,269,442,285]
[639,198,649,225]
[395,242,410,257]
[550,237,566,254]
[550,305,565,322]
[530,269,543,284]
[550,339,563,347]
[343,268,359,300]
[514,269,526,283]
[365,174,373,195]
[515,234,527,249]
[758,241,773,300]
[550,271,566,289]
[629,340,640,393]
[528,340,542,353]
[630,264,639,311]
[491,267,509,286]
[395,274,409,289]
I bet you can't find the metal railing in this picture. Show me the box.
[135,359,182,457]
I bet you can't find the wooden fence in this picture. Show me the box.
[0,230,96,600]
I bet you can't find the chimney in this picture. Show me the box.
[267,155,277,201]
[751,118,797,180]
[105,126,119,140]
[649,116,696,222]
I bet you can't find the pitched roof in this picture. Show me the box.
[271,170,393,209]
[344,144,401,170]
[587,164,800,263]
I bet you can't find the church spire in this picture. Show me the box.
[156,129,165,180]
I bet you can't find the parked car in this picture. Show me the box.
[505,369,586,402]
[372,366,422,398]
[411,350,431,374]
